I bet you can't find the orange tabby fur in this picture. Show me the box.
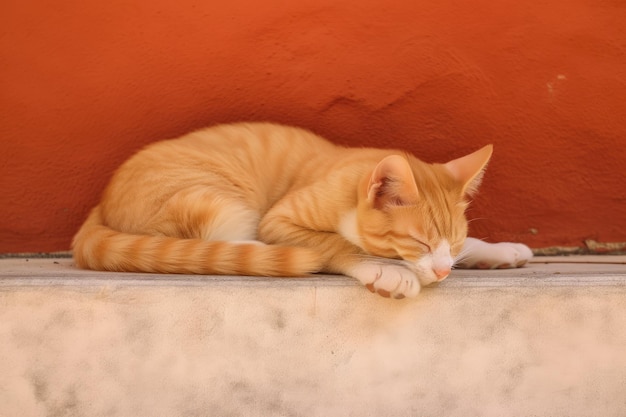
[73,122,498,297]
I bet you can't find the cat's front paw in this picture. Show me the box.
[348,262,420,299]
[457,240,533,269]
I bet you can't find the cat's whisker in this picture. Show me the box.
[453,255,470,267]
[453,247,476,267]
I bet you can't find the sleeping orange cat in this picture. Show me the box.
[72,122,532,298]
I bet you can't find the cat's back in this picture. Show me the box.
[172,122,341,188]
[188,122,337,165]
[135,122,337,170]
[102,122,343,218]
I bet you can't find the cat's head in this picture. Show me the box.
[355,145,493,285]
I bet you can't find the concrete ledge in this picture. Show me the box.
[1,257,625,416]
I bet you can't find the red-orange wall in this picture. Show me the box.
[2,0,625,253]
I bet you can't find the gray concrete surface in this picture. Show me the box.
[1,256,625,416]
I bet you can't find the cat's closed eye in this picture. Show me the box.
[412,238,431,253]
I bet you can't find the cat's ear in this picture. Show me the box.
[367,155,419,209]
[444,144,493,196]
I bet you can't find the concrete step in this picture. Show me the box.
[1,256,625,417]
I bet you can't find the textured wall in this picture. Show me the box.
[1,0,625,252]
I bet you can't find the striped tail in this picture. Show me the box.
[72,207,323,276]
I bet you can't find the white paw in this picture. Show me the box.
[348,261,421,299]
[457,239,533,269]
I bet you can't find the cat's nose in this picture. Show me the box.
[433,267,451,281]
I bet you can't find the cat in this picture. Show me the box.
[72,122,532,298]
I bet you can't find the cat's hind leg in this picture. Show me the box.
[455,237,533,269]
[150,185,261,242]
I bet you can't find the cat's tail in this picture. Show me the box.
[72,207,323,276]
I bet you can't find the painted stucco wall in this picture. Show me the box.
[1,0,625,253]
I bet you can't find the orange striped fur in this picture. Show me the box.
[73,122,495,296]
